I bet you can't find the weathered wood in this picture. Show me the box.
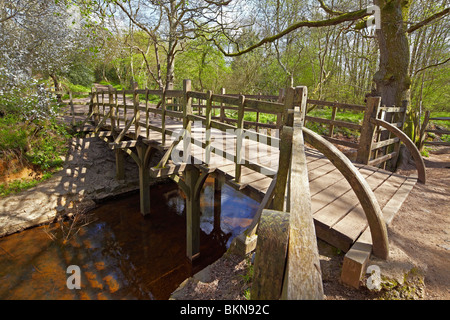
[150,163,187,178]
[251,209,290,300]
[282,97,324,300]
[235,95,246,183]
[205,91,213,166]
[307,99,366,112]
[69,91,75,126]
[185,165,201,260]
[370,118,426,184]
[369,152,397,167]
[272,87,299,211]
[340,229,372,289]
[356,97,382,164]
[302,127,389,260]
[371,137,400,150]
[305,115,362,131]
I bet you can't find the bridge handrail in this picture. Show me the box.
[370,118,426,184]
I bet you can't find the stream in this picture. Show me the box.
[0,177,259,300]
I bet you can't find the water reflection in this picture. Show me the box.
[0,177,259,300]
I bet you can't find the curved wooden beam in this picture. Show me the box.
[302,127,389,260]
[370,118,426,184]
[193,169,216,201]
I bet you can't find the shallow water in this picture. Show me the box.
[0,178,259,300]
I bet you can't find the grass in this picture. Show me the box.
[0,115,72,198]
[0,172,52,197]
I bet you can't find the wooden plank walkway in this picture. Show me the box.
[65,96,416,255]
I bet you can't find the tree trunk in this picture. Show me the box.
[373,0,412,108]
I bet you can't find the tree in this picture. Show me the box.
[85,0,240,91]
[206,0,449,117]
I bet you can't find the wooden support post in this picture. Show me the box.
[185,165,201,260]
[272,87,298,211]
[145,89,150,139]
[390,100,409,168]
[329,106,337,137]
[281,87,324,300]
[69,91,75,126]
[115,89,119,129]
[205,91,213,166]
[137,144,151,216]
[161,91,167,145]
[220,87,226,123]
[251,209,290,300]
[235,95,245,183]
[183,80,193,163]
[134,88,140,139]
[108,85,115,131]
[356,97,382,165]
[92,87,99,125]
[123,90,128,128]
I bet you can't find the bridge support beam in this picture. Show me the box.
[115,149,125,180]
[136,143,156,216]
[185,165,201,260]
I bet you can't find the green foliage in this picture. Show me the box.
[0,116,29,153]
[67,60,95,87]
[0,172,53,197]
[26,121,70,171]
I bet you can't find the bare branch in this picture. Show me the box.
[413,56,450,75]
[214,8,370,57]
[407,7,449,33]
[317,0,344,16]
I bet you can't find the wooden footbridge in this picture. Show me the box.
[62,80,426,299]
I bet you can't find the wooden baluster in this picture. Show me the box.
[183,80,193,163]
[205,91,213,166]
[146,88,150,139]
[329,105,337,137]
[69,91,75,126]
[235,95,245,183]
[108,85,115,131]
[123,90,127,128]
[134,87,140,139]
[220,87,226,123]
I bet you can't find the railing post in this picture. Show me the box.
[329,105,337,137]
[356,97,382,165]
[205,90,213,166]
[235,95,245,183]
[134,87,140,139]
[183,80,193,164]
[92,87,99,126]
[69,91,75,126]
[123,89,128,128]
[145,88,150,139]
[108,85,115,132]
[220,87,226,122]
[272,87,298,211]
[161,90,167,145]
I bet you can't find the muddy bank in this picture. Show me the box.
[0,135,165,238]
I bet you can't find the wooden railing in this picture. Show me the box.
[418,111,450,149]
[305,99,366,150]
[249,87,389,300]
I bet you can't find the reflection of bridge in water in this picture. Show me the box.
[63,80,426,298]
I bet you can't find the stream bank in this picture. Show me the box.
[0,135,166,238]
